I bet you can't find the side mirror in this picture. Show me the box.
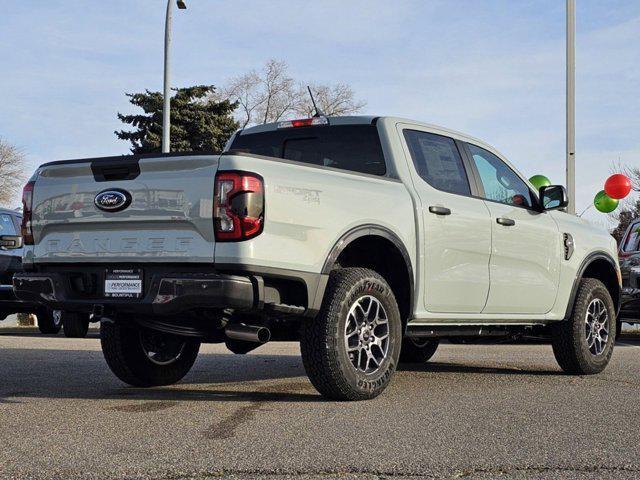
[539,185,568,211]
[0,235,23,250]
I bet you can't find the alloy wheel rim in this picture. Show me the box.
[140,331,186,366]
[585,298,609,356]
[344,295,390,374]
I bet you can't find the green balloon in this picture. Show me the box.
[529,175,551,190]
[594,190,618,213]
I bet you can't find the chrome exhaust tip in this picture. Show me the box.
[225,323,271,344]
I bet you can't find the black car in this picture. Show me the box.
[0,207,62,334]
[618,218,640,326]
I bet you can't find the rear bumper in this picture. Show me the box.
[620,287,640,323]
[13,272,260,316]
[0,284,40,319]
[0,284,15,301]
[0,253,22,284]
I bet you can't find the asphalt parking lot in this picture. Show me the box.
[1,330,640,480]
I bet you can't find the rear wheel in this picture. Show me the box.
[552,278,616,375]
[37,309,62,334]
[300,268,402,401]
[100,321,200,387]
[62,312,90,338]
[400,337,439,363]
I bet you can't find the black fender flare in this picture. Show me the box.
[312,224,414,318]
[563,251,620,320]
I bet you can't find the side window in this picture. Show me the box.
[622,223,640,253]
[467,144,533,208]
[403,130,471,196]
[0,214,17,235]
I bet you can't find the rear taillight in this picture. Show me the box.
[214,171,264,241]
[21,181,35,245]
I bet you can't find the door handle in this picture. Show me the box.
[496,217,516,226]
[429,206,451,216]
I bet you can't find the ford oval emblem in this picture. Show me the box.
[94,189,131,212]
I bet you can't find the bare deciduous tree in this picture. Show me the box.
[0,139,26,208]
[255,59,304,125]
[220,70,263,129]
[218,59,366,127]
[293,83,366,118]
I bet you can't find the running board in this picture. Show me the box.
[405,323,547,338]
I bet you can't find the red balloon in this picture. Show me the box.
[604,174,632,199]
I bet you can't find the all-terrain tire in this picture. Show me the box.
[37,309,62,334]
[300,268,402,401]
[62,312,90,338]
[100,321,200,387]
[551,278,616,375]
[400,337,440,363]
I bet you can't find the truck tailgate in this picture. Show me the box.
[31,154,219,263]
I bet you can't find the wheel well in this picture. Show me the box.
[333,235,412,324]
[582,258,620,313]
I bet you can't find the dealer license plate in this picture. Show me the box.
[104,269,143,299]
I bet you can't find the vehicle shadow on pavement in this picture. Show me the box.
[0,347,322,404]
[2,338,639,405]
[397,361,561,376]
[105,382,324,404]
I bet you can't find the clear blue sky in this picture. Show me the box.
[1,0,638,224]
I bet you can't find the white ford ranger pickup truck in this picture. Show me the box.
[14,115,621,400]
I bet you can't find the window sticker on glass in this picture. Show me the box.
[403,130,470,196]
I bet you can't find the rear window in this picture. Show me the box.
[0,214,17,235]
[229,124,386,176]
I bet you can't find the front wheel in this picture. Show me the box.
[100,321,200,387]
[551,278,616,375]
[37,310,62,334]
[300,268,402,401]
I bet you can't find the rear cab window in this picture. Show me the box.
[0,214,17,236]
[229,124,386,176]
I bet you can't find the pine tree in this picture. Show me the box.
[116,86,238,154]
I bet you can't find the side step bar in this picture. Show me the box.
[406,323,547,338]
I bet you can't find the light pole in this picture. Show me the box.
[566,0,576,214]
[163,0,187,153]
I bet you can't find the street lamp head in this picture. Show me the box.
[176,0,187,9]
